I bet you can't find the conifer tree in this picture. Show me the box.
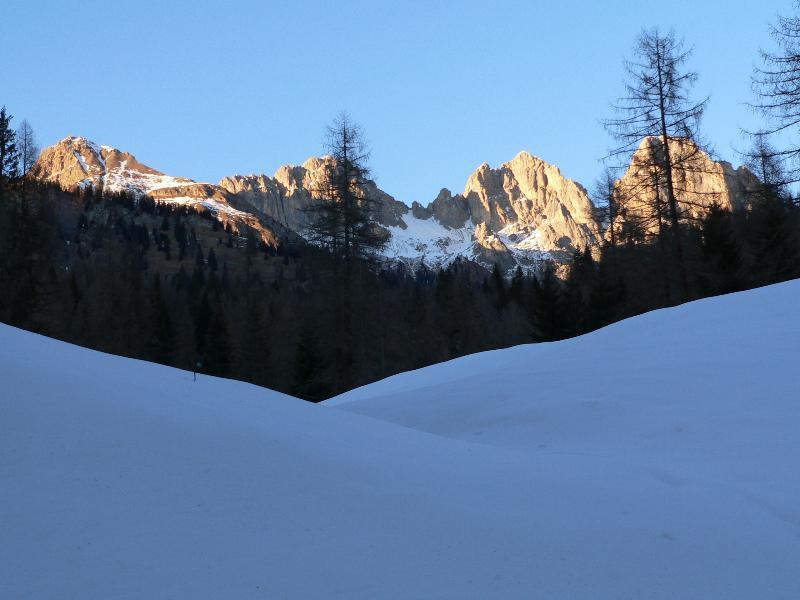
[291,329,329,401]
[742,137,800,283]
[509,265,525,305]
[531,263,567,341]
[700,205,743,294]
[303,113,387,391]
[751,3,800,188]
[489,263,508,309]
[148,274,176,363]
[205,300,231,377]
[0,107,19,199]
[16,119,39,180]
[304,112,387,268]
[604,29,709,301]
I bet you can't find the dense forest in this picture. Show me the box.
[2,14,800,401]
[0,176,797,400]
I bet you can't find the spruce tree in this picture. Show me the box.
[291,330,329,401]
[489,263,508,309]
[509,265,524,305]
[148,275,176,363]
[205,300,231,377]
[700,205,743,294]
[531,264,567,341]
[0,107,19,199]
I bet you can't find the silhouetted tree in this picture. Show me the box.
[16,119,39,181]
[148,274,176,363]
[700,205,743,294]
[205,300,231,377]
[0,107,19,198]
[531,264,567,341]
[604,29,709,301]
[751,2,800,189]
[303,113,387,391]
[291,329,329,401]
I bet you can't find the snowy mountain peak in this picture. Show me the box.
[31,136,184,193]
[31,135,760,273]
[30,137,284,247]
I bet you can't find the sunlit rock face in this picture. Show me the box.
[218,156,408,234]
[222,151,600,271]
[29,137,284,246]
[613,137,760,237]
[460,151,600,253]
[29,136,192,194]
[32,135,759,273]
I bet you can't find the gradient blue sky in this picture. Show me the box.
[2,0,794,204]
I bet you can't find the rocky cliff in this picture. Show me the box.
[220,150,600,271]
[29,137,286,246]
[30,135,760,273]
[218,156,408,232]
[613,137,760,237]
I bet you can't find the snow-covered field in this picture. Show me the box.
[2,281,800,598]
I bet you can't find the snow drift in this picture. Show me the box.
[3,281,800,598]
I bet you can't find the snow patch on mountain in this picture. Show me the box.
[383,214,478,267]
[102,168,194,196]
[164,196,251,219]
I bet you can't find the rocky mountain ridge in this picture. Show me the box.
[30,136,760,272]
[613,137,761,239]
[29,136,286,246]
[219,149,603,271]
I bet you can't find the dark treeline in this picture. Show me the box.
[0,177,798,401]
[3,7,800,400]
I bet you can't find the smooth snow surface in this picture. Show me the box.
[4,282,800,598]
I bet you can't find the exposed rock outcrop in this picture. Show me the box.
[460,151,600,253]
[613,137,760,237]
[427,188,470,229]
[473,222,516,271]
[29,137,285,246]
[219,156,408,234]
[221,150,600,271]
[31,135,760,274]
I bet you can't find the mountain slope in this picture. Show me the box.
[3,281,800,598]
[29,137,287,246]
[613,137,760,237]
[221,150,601,270]
[30,136,759,272]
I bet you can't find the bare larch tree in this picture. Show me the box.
[16,120,39,178]
[303,112,387,390]
[305,113,386,268]
[603,28,709,301]
[751,1,800,194]
[16,119,39,199]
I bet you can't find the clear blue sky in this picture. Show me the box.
[2,0,794,204]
